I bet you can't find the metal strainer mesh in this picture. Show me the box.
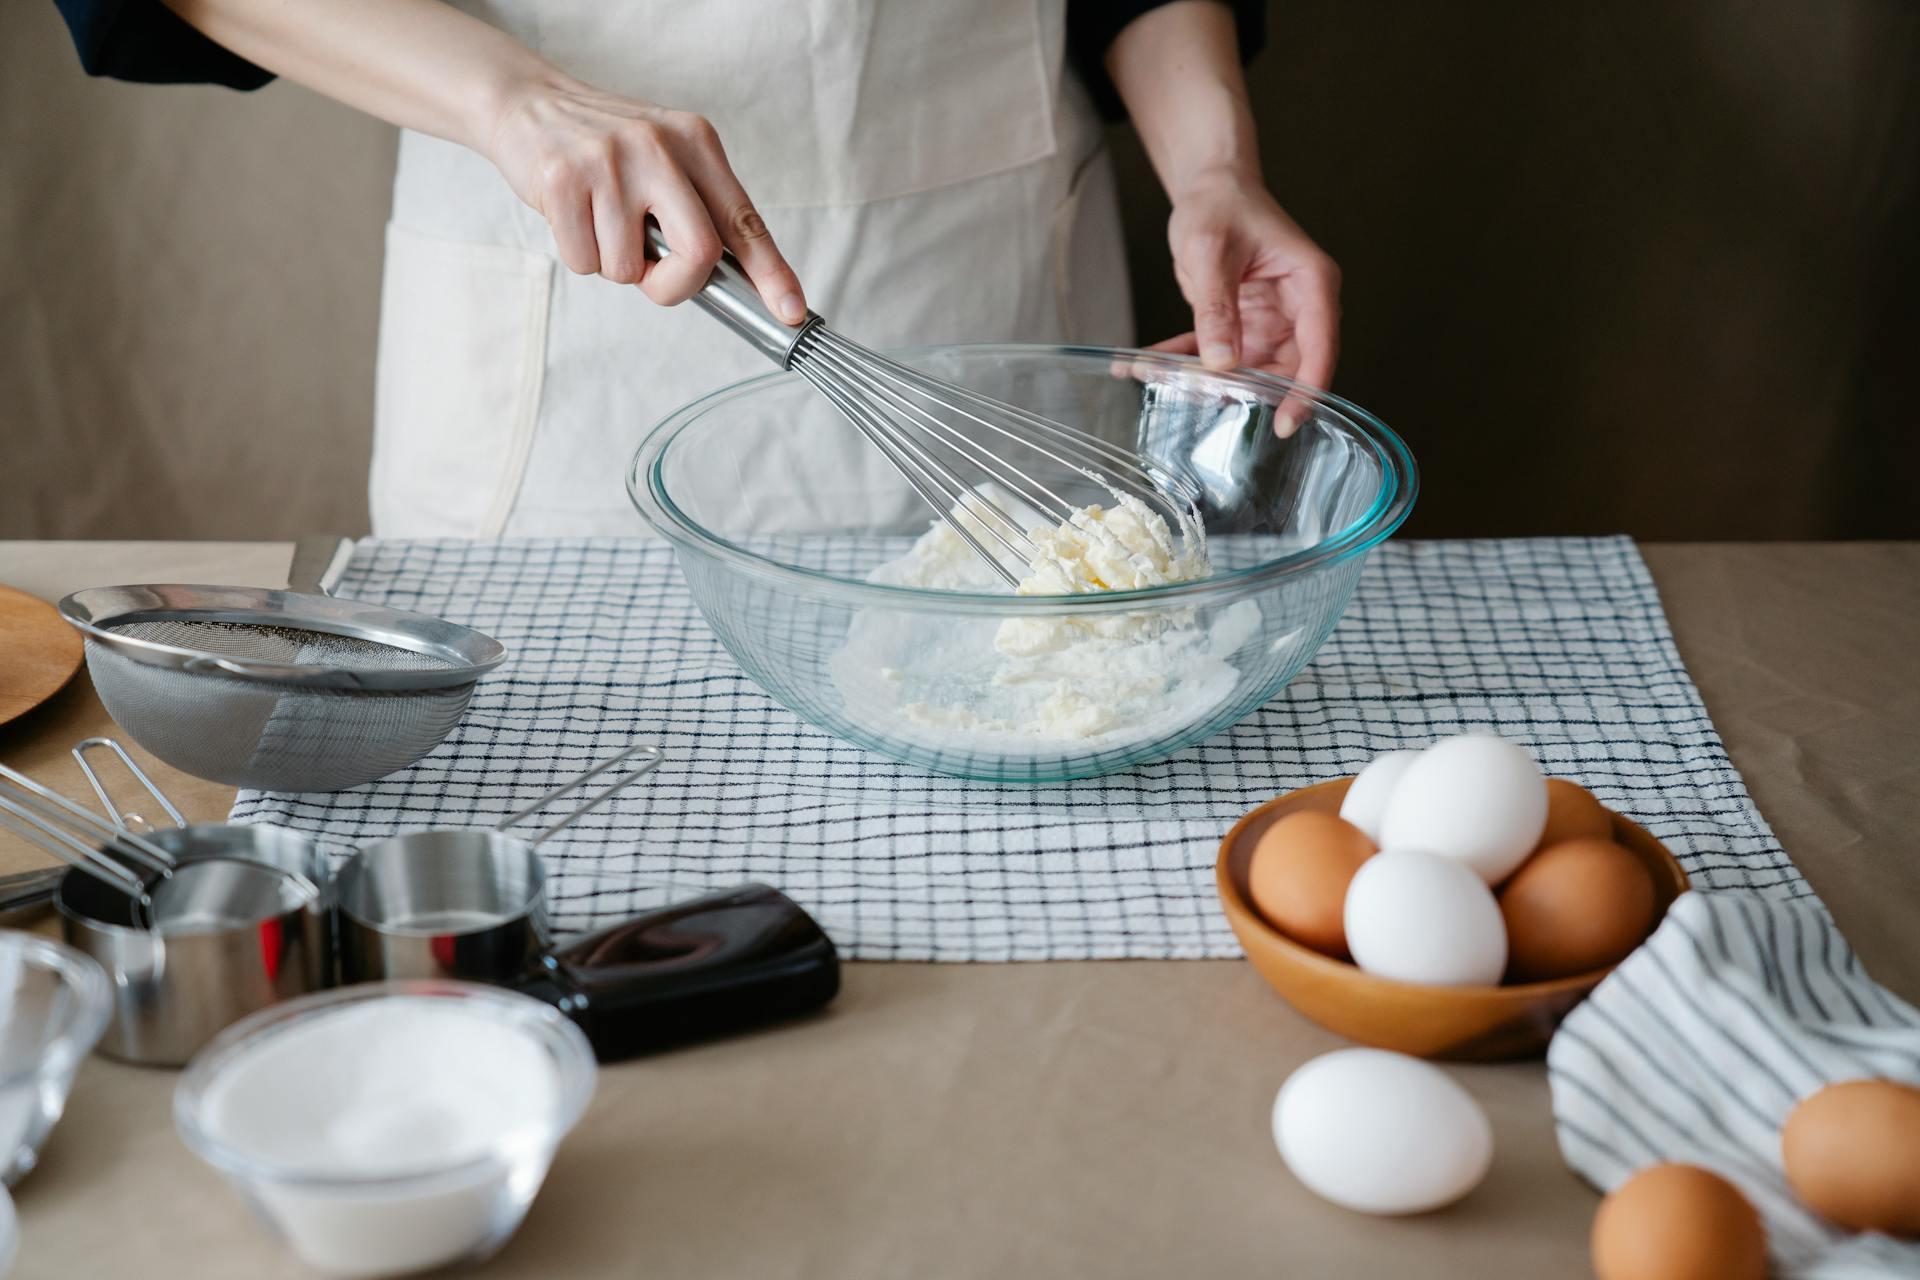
[87,619,476,793]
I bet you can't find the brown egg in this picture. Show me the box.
[1498,838,1655,982]
[1782,1079,1920,1236]
[1537,778,1614,851]
[1248,811,1375,959]
[1592,1163,1767,1280]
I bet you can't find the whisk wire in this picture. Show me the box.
[814,360,1072,532]
[789,327,1202,583]
[812,330,1201,506]
[801,341,1062,545]
[796,364,1026,587]
[805,335,1079,522]
[643,222,1203,587]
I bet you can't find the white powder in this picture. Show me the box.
[200,998,563,1277]
[831,488,1259,754]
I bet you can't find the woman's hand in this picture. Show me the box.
[1155,166,1340,391]
[486,79,807,321]
[157,0,807,320]
[1103,1,1342,427]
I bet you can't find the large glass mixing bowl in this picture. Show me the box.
[630,345,1415,782]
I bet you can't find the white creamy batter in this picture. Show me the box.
[1016,493,1210,595]
[831,487,1259,752]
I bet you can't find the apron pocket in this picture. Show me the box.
[370,223,552,537]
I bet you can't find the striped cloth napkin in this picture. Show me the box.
[1549,890,1920,1277]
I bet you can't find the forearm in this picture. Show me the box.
[161,0,565,151]
[1105,0,1260,198]
[1107,3,1336,391]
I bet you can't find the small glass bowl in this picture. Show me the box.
[0,930,112,1186]
[631,344,1416,781]
[175,981,596,1278]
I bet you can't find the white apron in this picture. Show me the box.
[368,0,1135,538]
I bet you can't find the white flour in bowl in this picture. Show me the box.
[830,489,1260,755]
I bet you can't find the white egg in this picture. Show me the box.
[1344,849,1508,985]
[1273,1048,1494,1215]
[1378,734,1548,883]
[1338,750,1421,844]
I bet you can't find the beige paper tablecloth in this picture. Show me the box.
[0,540,1914,1278]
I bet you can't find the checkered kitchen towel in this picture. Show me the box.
[230,536,1811,961]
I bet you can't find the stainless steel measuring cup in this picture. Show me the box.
[332,745,665,985]
[333,742,839,1059]
[47,740,332,1066]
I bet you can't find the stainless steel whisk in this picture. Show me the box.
[644,224,1200,587]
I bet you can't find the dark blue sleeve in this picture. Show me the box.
[54,0,274,90]
[1067,0,1267,122]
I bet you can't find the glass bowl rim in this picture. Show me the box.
[173,980,596,1192]
[629,343,1417,612]
[0,933,112,1092]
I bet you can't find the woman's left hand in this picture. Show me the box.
[1152,166,1341,392]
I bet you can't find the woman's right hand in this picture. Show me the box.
[157,0,803,319]
[484,79,808,323]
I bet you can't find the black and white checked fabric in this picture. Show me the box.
[1551,891,1920,1277]
[229,536,1810,960]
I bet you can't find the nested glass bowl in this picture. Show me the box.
[630,344,1416,782]
[0,932,111,1186]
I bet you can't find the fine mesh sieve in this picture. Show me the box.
[58,537,506,793]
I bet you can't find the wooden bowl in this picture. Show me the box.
[1217,777,1689,1061]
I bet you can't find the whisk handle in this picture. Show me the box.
[643,219,820,368]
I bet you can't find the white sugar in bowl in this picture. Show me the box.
[175,982,596,1278]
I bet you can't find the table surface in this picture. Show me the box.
[1,540,1914,1279]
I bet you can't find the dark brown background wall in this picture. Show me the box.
[5,1,1917,541]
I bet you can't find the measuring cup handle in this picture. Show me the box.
[72,738,186,834]
[509,884,839,1062]
[503,742,665,846]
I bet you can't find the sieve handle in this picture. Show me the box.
[500,742,666,845]
[73,738,186,835]
[288,535,355,597]
[642,219,821,369]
